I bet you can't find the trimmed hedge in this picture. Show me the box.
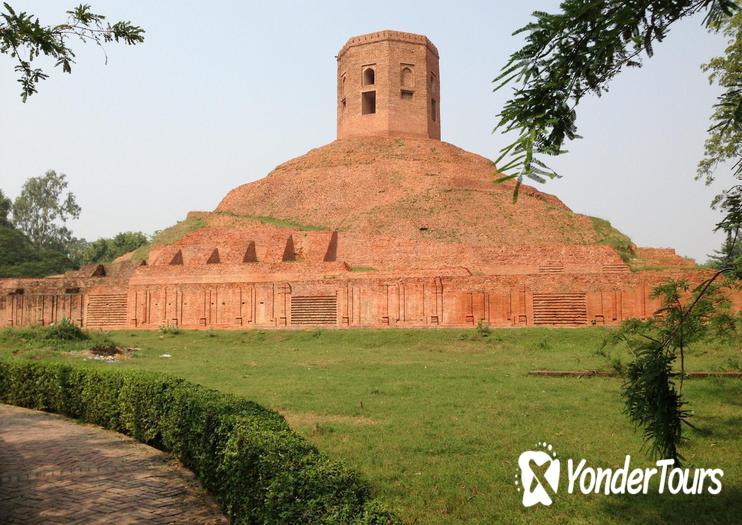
[0,360,399,525]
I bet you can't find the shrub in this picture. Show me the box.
[475,320,491,337]
[159,324,181,335]
[1,318,89,346]
[45,318,88,341]
[0,359,398,524]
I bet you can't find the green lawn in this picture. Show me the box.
[1,327,740,524]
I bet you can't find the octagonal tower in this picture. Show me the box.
[337,30,440,140]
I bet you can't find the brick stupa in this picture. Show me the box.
[2,31,737,329]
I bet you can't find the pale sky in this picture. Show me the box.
[0,1,734,262]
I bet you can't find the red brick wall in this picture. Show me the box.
[337,31,440,140]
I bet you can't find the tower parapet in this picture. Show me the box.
[337,30,440,140]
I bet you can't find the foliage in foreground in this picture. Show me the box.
[493,0,738,196]
[699,11,742,270]
[698,10,742,184]
[608,276,738,463]
[0,359,398,525]
[0,2,144,101]
[707,184,742,274]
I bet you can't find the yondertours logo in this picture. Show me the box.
[515,442,724,508]
[516,442,560,507]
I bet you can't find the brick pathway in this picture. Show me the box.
[0,404,228,524]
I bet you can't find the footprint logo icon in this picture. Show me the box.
[515,442,560,507]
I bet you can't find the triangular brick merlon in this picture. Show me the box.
[170,250,183,265]
[207,248,220,264]
[324,231,338,262]
[243,241,258,263]
[282,236,295,262]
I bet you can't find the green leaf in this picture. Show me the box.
[494,173,518,184]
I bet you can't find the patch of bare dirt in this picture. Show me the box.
[76,346,139,362]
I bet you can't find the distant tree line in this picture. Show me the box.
[0,170,148,278]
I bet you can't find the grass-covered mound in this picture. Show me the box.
[589,216,636,263]
[0,359,397,525]
[126,214,207,264]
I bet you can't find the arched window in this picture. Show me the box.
[401,67,413,88]
[363,67,375,86]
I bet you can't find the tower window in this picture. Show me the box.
[362,91,376,114]
[401,90,413,100]
[363,67,375,86]
[401,66,414,88]
[431,99,437,121]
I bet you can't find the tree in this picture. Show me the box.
[0,189,11,225]
[698,11,742,269]
[1,179,79,277]
[493,0,739,196]
[0,216,75,278]
[707,184,742,274]
[0,3,144,101]
[698,10,742,184]
[11,170,81,250]
[76,231,148,265]
[609,277,736,463]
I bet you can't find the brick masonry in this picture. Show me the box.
[2,265,736,330]
[337,30,441,140]
[0,404,227,525]
[1,31,739,330]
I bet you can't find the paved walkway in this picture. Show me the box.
[0,404,228,524]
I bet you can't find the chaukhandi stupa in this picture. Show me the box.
[2,31,736,330]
